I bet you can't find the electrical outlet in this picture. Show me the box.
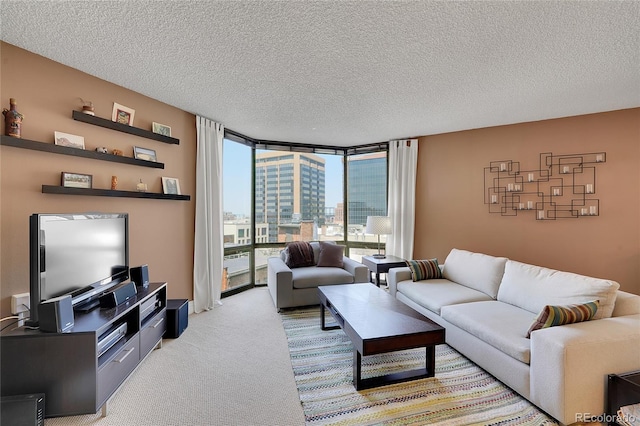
[11,292,30,314]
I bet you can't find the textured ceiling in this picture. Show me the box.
[1,1,638,147]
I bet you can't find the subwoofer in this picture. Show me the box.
[1,393,45,426]
[165,299,188,338]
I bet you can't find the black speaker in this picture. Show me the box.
[1,393,45,426]
[165,299,188,338]
[130,264,149,288]
[99,281,137,309]
[38,295,74,333]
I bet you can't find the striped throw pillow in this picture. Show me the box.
[405,259,442,282]
[526,300,599,338]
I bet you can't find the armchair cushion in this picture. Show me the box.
[317,241,345,267]
[292,266,356,289]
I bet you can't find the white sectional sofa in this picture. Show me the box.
[388,248,640,425]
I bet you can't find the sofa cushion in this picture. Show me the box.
[284,241,315,268]
[497,260,619,319]
[396,279,493,316]
[317,241,344,268]
[441,249,508,298]
[441,301,535,364]
[291,266,355,289]
[405,259,442,281]
[526,300,599,338]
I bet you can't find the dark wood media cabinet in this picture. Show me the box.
[0,282,167,418]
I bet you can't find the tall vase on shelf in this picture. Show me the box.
[3,98,24,138]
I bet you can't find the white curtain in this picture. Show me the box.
[386,139,418,259]
[193,116,224,312]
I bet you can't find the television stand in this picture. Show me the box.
[0,282,167,418]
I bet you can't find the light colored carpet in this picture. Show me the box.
[281,308,559,426]
[45,287,305,426]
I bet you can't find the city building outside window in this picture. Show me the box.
[255,150,341,244]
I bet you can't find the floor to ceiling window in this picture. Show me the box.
[252,149,344,285]
[222,132,388,293]
[345,152,388,262]
[222,137,253,295]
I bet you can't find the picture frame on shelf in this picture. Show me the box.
[61,172,92,189]
[112,102,135,126]
[133,146,157,162]
[152,122,171,137]
[54,131,85,149]
[161,177,181,195]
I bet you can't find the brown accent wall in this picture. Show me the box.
[0,42,196,316]
[414,108,640,294]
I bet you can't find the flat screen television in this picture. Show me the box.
[27,213,129,326]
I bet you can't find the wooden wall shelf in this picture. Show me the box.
[42,185,191,201]
[72,111,180,145]
[1,135,164,169]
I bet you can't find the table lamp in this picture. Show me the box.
[366,216,391,259]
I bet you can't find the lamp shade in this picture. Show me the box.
[365,216,391,235]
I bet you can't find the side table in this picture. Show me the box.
[362,255,406,287]
[607,370,640,425]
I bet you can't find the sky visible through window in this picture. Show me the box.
[223,140,343,217]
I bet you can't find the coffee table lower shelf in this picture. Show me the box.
[353,348,435,390]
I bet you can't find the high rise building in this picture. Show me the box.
[347,152,387,226]
[255,151,326,242]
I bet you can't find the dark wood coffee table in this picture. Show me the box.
[318,283,445,390]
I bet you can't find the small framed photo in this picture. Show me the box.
[61,172,92,189]
[54,131,85,149]
[112,102,135,126]
[152,122,171,137]
[162,177,181,195]
[133,146,157,162]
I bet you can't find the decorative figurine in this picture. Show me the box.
[136,179,148,192]
[79,98,95,115]
[111,176,118,190]
[112,149,123,156]
[3,98,24,138]
[95,147,108,153]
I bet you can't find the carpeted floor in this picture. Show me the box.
[281,308,559,426]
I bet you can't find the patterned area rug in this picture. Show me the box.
[281,308,558,426]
